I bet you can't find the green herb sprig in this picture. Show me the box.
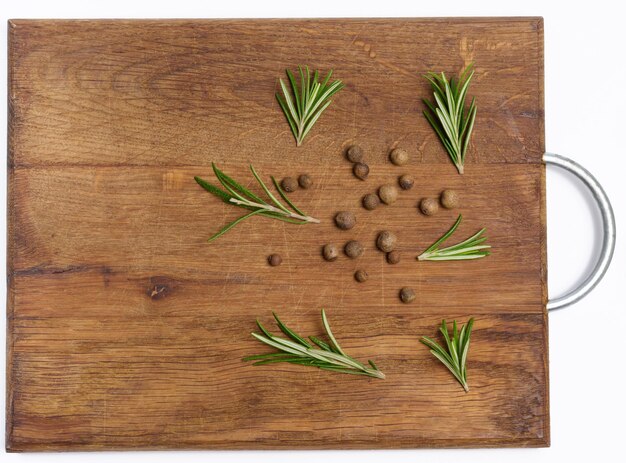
[244,310,385,379]
[423,63,477,174]
[276,65,344,146]
[420,318,474,392]
[417,214,490,261]
[194,163,319,242]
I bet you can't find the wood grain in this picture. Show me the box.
[7,18,548,450]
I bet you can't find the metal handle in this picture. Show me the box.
[544,152,616,311]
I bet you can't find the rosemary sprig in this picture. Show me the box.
[422,63,477,174]
[417,214,490,261]
[244,310,385,379]
[194,163,319,242]
[420,318,474,392]
[276,65,344,146]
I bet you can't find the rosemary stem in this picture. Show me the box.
[297,123,304,145]
[229,198,320,223]
[368,369,386,380]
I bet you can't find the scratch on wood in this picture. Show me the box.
[13,264,109,277]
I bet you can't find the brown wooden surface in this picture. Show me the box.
[6,18,548,450]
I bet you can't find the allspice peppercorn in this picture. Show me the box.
[440,189,459,209]
[362,193,380,211]
[344,240,364,259]
[353,162,370,180]
[419,197,439,216]
[298,174,313,189]
[376,230,397,253]
[334,211,356,230]
[399,287,416,303]
[389,148,409,166]
[268,254,282,266]
[386,250,401,264]
[398,174,414,190]
[280,177,298,193]
[378,184,399,205]
[354,269,369,283]
[322,244,339,261]
[346,145,364,163]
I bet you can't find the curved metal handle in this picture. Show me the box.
[544,152,616,311]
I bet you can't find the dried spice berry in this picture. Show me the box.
[386,250,401,264]
[378,184,398,205]
[268,254,282,266]
[322,244,339,261]
[346,145,364,163]
[353,162,370,180]
[344,240,364,259]
[354,269,369,283]
[376,230,397,253]
[389,148,409,166]
[298,174,313,189]
[399,287,416,303]
[440,189,459,209]
[398,174,414,190]
[419,197,439,216]
[280,177,298,193]
[334,211,356,230]
[362,193,380,211]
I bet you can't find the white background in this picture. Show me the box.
[1,1,624,462]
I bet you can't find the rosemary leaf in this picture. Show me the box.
[276,65,344,146]
[423,63,477,174]
[195,164,319,242]
[322,308,346,356]
[207,209,266,242]
[256,319,274,339]
[273,312,312,348]
[212,162,265,204]
[249,165,290,214]
[194,176,233,204]
[420,318,474,392]
[245,310,385,379]
[309,336,332,352]
[212,163,247,201]
[417,214,490,261]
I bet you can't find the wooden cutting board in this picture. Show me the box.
[6,18,548,450]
